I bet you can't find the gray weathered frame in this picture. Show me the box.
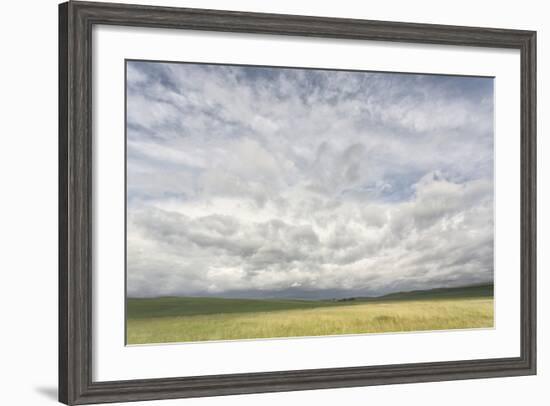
[59,1,536,404]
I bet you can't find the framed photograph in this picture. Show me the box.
[59,1,536,404]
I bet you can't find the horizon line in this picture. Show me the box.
[127,282,494,301]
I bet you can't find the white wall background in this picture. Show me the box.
[0,0,546,405]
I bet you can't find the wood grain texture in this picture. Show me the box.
[58,3,69,404]
[58,1,537,404]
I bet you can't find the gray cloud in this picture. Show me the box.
[126,61,494,298]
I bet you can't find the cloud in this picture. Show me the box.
[126,61,494,298]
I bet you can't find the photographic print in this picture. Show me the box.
[125,60,494,345]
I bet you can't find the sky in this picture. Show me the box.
[126,60,494,299]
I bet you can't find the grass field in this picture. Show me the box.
[126,285,493,344]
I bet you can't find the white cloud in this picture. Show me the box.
[126,61,494,298]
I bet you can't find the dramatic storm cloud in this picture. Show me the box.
[126,60,494,298]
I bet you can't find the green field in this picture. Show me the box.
[126,284,494,344]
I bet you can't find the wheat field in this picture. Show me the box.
[126,295,493,345]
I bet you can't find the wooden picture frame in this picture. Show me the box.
[59,1,536,404]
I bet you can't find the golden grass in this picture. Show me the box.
[127,297,493,345]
